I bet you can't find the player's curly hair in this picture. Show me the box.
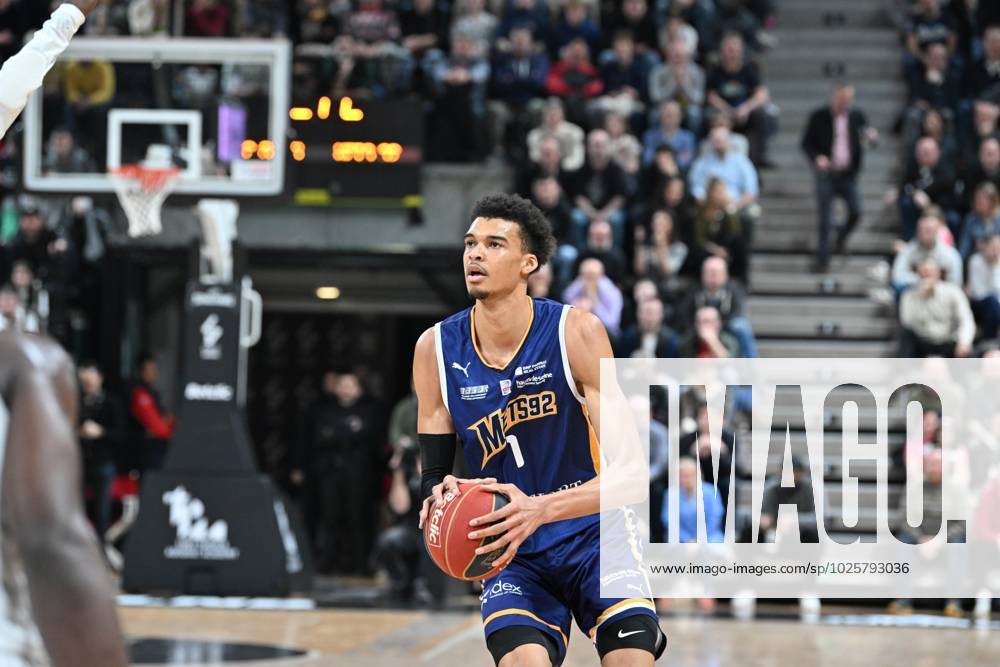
[470,193,556,271]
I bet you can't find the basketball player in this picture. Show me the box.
[414,194,665,666]
[0,334,127,666]
[0,1,97,140]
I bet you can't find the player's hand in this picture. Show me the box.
[70,0,101,18]
[468,483,549,570]
[417,474,497,529]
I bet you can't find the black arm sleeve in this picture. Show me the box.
[420,433,456,501]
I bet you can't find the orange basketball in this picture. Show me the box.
[424,483,509,581]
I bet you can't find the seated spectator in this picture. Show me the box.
[185,0,232,37]
[648,41,705,135]
[78,361,124,542]
[333,0,408,97]
[295,0,340,44]
[526,98,585,171]
[966,25,1000,101]
[680,403,734,512]
[451,0,497,60]
[496,0,549,51]
[758,456,818,543]
[0,284,18,331]
[688,126,760,219]
[642,100,697,170]
[575,218,626,284]
[898,137,959,241]
[968,233,1000,340]
[899,257,975,357]
[633,209,688,286]
[705,32,772,166]
[9,261,47,334]
[680,256,758,358]
[427,31,490,161]
[918,108,958,167]
[488,26,548,157]
[604,0,658,54]
[569,129,629,248]
[905,43,961,136]
[545,38,603,124]
[562,257,623,338]
[238,0,287,38]
[959,182,1000,260]
[603,111,642,181]
[638,146,682,211]
[691,179,747,281]
[549,0,601,60]
[661,15,700,60]
[399,0,449,63]
[964,137,1000,209]
[662,456,725,543]
[8,197,65,281]
[519,135,575,196]
[893,210,964,294]
[63,59,116,157]
[904,0,957,63]
[679,305,738,358]
[964,100,1000,167]
[528,262,554,298]
[618,296,677,358]
[592,29,647,120]
[43,127,96,174]
[698,112,750,157]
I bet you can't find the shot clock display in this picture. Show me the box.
[285,96,424,205]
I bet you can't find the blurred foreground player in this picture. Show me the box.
[414,194,664,666]
[0,1,97,139]
[0,333,127,666]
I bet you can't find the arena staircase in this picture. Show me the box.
[748,0,903,358]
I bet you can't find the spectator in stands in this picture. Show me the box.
[185,0,232,37]
[663,457,724,543]
[519,135,571,196]
[605,0,658,54]
[681,256,758,358]
[451,0,497,60]
[0,284,17,331]
[43,127,96,174]
[633,209,688,287]
[295,0,340,44]
[546,37,603,124]
[496,0,549,50]
[618,296,677,358]
[528,262,554,298]
[758,456,818,543]
[489,26,549,157]
[899,257,975,357]
[905,0,957,61]
[965,100,1000,166]
[530,176,577,283]
[688,126,760,245]
[906,43,961,129]
[63,59,116,156]
[899,137,959,240]
[549,0,601,60]
[648,40,705,135]
[680,402,734,512]
[130,354,175,473]
[801,82,879,272]
[428,31,490,161]
[691,178,747,282]
[968,233,1000,340]
[562,257,623,338]
[960,182,1000,259]
[239,0,287,38]
[604,111,641,184]
[638,146,683,214]
[964,137,1000,207]
[526,98,585,171]
[919,108,957,166]
[642,100,697,170]
[8,197,66,281]
[400,0,448,63]
[570,129,629,248]
[576,218,626,284]
[705,32,772,166]
[333,0,407,97]
[78,361,124,542]
[9,262,45,334]
[966,25,1000,101]
[679,305,738,358]
[893,211,964,294]
[592,29,647,121]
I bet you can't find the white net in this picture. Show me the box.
[109,165,181,238]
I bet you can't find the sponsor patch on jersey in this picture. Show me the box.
[460,384,489,400]
[514,360,547,376]
[515,372,553,389]
[500,379,512,396]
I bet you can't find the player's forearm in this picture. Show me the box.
[0,4,86,139]
[540,476,601,523]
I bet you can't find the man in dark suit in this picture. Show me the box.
[801,82,878,271]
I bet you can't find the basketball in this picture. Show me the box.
[424,483,509,581]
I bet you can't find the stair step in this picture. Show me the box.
[776,2,890,29]
[750,314,895,339]
[752,253,884,272]
[772,28,900,48]
[767,80,906,101]
[750,271,874,297]
[748,295,890,318]
[753,231,895,253]
[755,216,896,234]
[757,339,896,358]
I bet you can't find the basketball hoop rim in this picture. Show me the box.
[109,164,183,192]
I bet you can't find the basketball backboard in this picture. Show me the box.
[22,37,291,197]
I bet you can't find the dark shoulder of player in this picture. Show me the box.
[0,332,70,398]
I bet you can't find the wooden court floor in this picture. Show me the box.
[120,606,1000,666]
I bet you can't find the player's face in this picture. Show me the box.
[463,217,536,300]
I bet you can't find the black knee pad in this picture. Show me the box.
[486,626,561,667]
[595,614,665,661]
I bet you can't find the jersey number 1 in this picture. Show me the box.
[506,435,525,468]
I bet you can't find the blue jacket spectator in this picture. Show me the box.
[599,29,649,104]
[688,127,759,203]
[497,0,549,43]
[642,100,697,169]
[549,0,602,60]
[490,26,549,107]
[662,458,725,543]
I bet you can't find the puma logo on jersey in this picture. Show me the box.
[452,361,471,378]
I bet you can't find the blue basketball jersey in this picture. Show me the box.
[434,297,600,554]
